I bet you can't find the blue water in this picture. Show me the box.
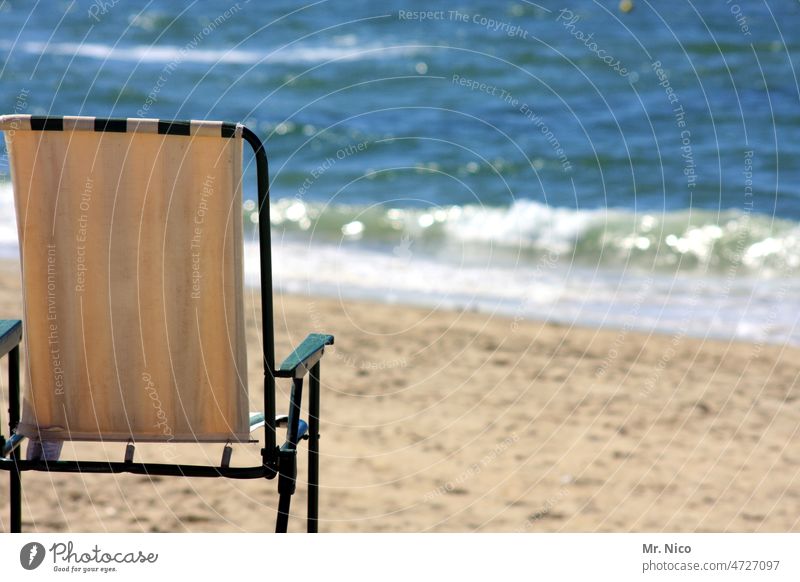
[1,0,799,344]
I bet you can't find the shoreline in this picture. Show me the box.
[4,179,800,348]
[0,257,798,531]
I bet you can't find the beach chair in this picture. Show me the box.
[0,114,333,533]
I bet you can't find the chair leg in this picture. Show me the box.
[9,345,21,533]
[275,377,303,533]
[275,489,291,533]
[275,447,297,533]
[307,362,320,533]
[10,450,21,533]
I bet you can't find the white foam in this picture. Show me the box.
[17,41,417,65]
[270,196,800,276]
[0,182,19,259]
[443,199,602,252]
[249,236,800,347]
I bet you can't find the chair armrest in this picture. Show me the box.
[250,413,308,440]
[0,320,22,359]
[249,412,266,431]
[0,320,22,455]
[2,433,24,458]
[276,333,334,378]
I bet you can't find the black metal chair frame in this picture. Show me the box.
[0,118,333,533]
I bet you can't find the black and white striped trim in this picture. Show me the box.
[0,115,242,138]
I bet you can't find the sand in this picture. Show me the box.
[0,258,798,532]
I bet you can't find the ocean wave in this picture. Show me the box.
[14,40,418,65]
[266,198,800,276]
[0,182,18,259]
[1,178,797,276]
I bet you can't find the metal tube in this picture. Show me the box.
[275,493,291,533]
[10,450,20,532]
[9,345,21,532]
[308,362,320,533]
[0,459,275,479]
[8,345,19,434]
[287,378,303,450]
[275,377,304,533]
[2,433,24,458]
[241,127,277,468]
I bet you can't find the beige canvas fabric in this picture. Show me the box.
[2,117,249,442]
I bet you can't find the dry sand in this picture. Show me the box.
[0,259,798,532]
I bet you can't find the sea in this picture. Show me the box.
[1,0,799,345]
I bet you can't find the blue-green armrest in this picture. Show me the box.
[0,320,22,456]
[276,333,334,378]
[249,412,265,431]
[2,433,24,457]
[249,413,308,441]
[0,319,22,358]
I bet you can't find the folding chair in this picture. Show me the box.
[0,114,333,533]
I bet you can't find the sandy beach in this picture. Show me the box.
[0,257,797,532]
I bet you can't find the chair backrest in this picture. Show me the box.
[1,115,249,442]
